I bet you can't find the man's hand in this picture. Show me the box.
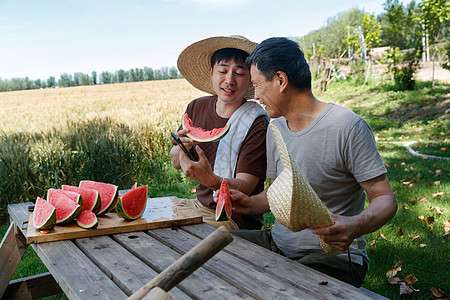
[179,145,220,190]
[312,174,397,252]
[311,214,361,252]
[170,129,198,169]
[229,188,271,215]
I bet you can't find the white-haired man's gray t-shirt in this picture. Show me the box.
[267,103,387,265]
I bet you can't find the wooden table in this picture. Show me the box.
[2,201,387,300]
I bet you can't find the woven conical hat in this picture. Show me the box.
[267,124,342,255]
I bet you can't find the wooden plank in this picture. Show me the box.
[7,202,33,237]
[33,240,128,300]
[0,223,28,297]
[75,235,190,299]
[149,226,314,299]
[2,272,62,300]
[26,197,202,244]
[183,224,387,300]
[113,231,253,299]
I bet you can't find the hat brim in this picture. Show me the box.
[177,36,257,98]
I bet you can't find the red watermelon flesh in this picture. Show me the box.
[47,188,83,207]
[215,179,232,221]
[182,113,230,142]
[79,180,118,215]
[47,192,81,224]
[116,185,148,220]
[62,185,101,214]
[76,210,98,229]
[33,197,56,230]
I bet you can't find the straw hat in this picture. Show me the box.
[266,124,343,255]
[177,36,257,98]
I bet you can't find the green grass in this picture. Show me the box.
[1,78,449,299]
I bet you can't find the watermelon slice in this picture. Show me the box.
[215,179,232,221]
[47,192,81,224]
[62,185,101,214]
[33,197,56,230]
[76,210,98,229]
[116,185,148,220]
[79,180,118,215]
[182,113,230,142]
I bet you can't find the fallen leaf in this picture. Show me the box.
[418,197,428,204]
[444,220,450,232]
[430,287,448,298]
[402,181,411,185]
[404,168,410,172]
[405,275,418,284]
[380,231,388,240]
[410,198,417,204]
[370,235,380,246]
[388,277,401,284]
[433,181,440,185]
[418,216,424,220]
[399,282,419,295]
[402,204,408,211]
[190,188,196,193]
[426,216,435,223]
[398,227,404,236]
[419,244,427,247]
[432,191,444,198]
[435,169,443,175]
[386,266,402,278]
[431,206,444,215]
[441,147,448,151]
[416,173,423,179]
[410,235,420,241]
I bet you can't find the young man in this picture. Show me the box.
[171,36,269,230]
[230,37,397,287]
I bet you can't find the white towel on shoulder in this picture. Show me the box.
[213,101,268,179]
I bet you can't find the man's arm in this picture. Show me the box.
[179,145,260,195]
[312,173,397,252]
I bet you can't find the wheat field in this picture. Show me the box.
[0,79,205,134]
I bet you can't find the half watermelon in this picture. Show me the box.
[62,185,101,214]
[47,192,81,224]
[116,185,148,220]
[79,180,118,215]
[76,210,98,229]
[33,197,57,230]
[215,179,232,221]
[182,113,230,142]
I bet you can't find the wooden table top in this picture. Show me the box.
[7,201,386,300]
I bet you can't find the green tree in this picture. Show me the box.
[362,13,382,49]
[169,67,179,79]
[415,0,450,88]
[47,76,56,88]
[91,71,97,85]
[381,0,407,48]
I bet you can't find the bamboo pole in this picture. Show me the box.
[128,225,233,300]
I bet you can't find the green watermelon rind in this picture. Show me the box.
[116,186,147,220]
[76,211,99,229]
[33,197,57,230]
[215,179,232,221]
[215,202,231,221]
[182,113,231,143]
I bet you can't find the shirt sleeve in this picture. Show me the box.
[345,118,387,182]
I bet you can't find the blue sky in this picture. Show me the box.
[0,0,399,80]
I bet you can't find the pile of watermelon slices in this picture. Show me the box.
[33,180,148,231]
